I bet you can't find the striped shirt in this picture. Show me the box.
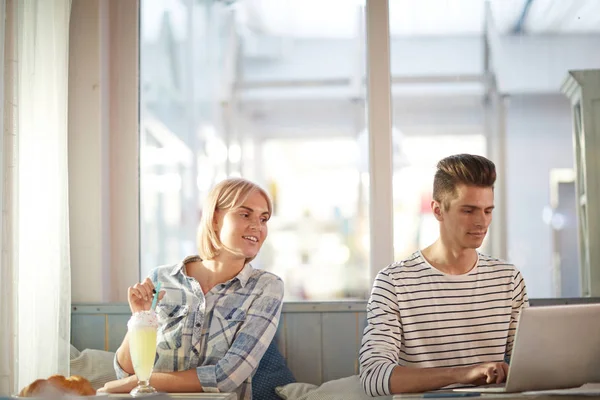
[359,251,529,397]
[114,256,284,400]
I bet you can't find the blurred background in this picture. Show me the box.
[138,0,600,300]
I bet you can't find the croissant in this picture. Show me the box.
[19,375,96,397]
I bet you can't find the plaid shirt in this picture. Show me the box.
[115,256,284,400]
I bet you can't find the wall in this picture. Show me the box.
[71,302,368,386]
[69,0,110,302]
[492,35,600,94]
[69,0,139,302]
[71,299,600,385]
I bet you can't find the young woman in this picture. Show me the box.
[99,178,284,400]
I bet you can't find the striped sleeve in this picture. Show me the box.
[359,270,400,397]
[506,267,529,358]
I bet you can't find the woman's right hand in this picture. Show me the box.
[127,277,165,314]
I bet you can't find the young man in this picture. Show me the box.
[359,154,529,396]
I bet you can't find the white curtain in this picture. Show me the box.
[0,0,72,394]
[0,0,18,395]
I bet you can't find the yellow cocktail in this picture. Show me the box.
[128,310,159,396]
[129,326,157,381]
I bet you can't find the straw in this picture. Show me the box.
[151,282,162,310]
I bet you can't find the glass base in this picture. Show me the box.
[130,382,157,397]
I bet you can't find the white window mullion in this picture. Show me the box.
[365,0,394,283]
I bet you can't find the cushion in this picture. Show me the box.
[276,375,393,400]
[252,339,297,400]
[276,382,317,399]
[69,345,117,390]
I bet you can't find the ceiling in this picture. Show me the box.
[141,0,600,42]
[235,0,600,37]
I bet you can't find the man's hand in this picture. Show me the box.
[459,362,508,386]
[97,376,138,394]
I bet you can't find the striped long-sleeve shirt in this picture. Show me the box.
[115,255,284,400]
[359,251,529,397]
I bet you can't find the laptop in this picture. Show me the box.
[453,303,600,393]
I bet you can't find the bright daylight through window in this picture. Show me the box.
[140,0,600,300]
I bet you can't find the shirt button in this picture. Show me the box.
[196,323,201,327]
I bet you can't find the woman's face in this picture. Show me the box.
[214,190,270,261]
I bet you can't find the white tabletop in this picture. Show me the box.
[167,394,236,400]
[13,395,236,400]
[392,394,596,399]
[105,393,236,400]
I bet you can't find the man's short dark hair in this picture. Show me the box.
[433,154,496,209]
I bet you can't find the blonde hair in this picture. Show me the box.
[433,154,496,209]
[197,178,273,264]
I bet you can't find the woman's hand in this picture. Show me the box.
[127,277,164,314]
[97,376,138,394]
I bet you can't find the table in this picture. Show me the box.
[105,393,236,400]
[9,395,237,400]
[167,394,236,400]
[393,395,600,399]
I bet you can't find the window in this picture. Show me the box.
[389,0,489,260]
[140,0,370,300]
[140,0,600,300]
[388,0,600,298]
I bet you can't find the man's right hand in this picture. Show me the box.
[388,361,509,394]
[127,277,164,313]
[458,362,508,386]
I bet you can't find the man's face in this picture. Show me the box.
[435,184,494,250]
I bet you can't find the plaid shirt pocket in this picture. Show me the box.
[156,303,190,350]
[211,305,247,348]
